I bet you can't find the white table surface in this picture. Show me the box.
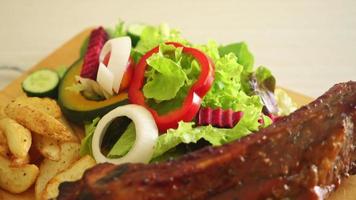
[0,0,355,98]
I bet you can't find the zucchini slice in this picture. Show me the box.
[22,69,60,98]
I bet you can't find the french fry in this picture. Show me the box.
[12,96,62,119]
[42,155,96,199]
[4,101,75,141]
[35,142,80,200]
[0,117,32,158]
[0,155,39,194]
[33,134,61,161]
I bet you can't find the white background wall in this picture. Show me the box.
[0,0,355,97]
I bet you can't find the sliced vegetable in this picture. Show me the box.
[197,107,243,128]
[97,37,132,93]
[129,42,214,132]
[106,106,266,161]
[91,104,158,164]
[22,69,60,98]
[58,59,129,123]
[100,52,134,92]
[80,27,108,80]
[118,58,134,91]
[96,63,114,95]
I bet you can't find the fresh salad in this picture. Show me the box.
[23,21,297,165]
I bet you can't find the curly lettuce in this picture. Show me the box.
[143,43,201,115]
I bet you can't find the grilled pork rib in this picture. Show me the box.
[58,82,356,200]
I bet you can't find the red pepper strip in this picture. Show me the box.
[129,42,215,133]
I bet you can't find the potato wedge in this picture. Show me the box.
[58,116,79,143]
[35,142,80,200]
[0,156,39,194]
[33,134,61,161]
[9,154,30,167]
[12,96,62,118]
[0,117,31,158]
[42,155,96,199]
[4,102,74,141]
[0,105,6,119]
[0,129,9,158]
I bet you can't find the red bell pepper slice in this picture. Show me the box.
[129,42,215,132]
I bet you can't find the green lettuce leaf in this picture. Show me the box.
[143,46,187,101]
[104,114,265,161]
[143,43,201,115]
[218,42,254,71]
[201,52,263,113]
[78,22,279,165]
[106,20,127,39]
[152,122,229,159]
[80,117,100,156]
[194,40,221,62]
[107,123,136,158]
[134,23,189,56]
[275,88,298,116]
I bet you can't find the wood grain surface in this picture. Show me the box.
[0,29,353,200]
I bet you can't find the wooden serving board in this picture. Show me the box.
[0,29,353,200]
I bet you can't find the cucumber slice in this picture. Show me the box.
[22,69,60,98]
[127,24,145,47]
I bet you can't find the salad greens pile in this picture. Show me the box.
[80,21,294,162]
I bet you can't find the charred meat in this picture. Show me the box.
[58,81,356,200]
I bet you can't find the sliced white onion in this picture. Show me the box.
[96,63,114,95]
[92,104,158,164]
[98,37,132,93]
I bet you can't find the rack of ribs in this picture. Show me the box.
[58,81,356,200]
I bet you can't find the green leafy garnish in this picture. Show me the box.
[143,46,187,101]
[219,42,254,71]
[106,20,127,39]
[143,43,200,115]
[107,123,136,158]
[134,24,189,57]
[106,103,267,161]
[80,117,100,156]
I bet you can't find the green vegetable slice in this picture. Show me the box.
[22,69,60,98]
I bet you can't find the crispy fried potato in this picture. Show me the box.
[0,105,6,119]
[58,116,79,143]
[0,156,39,194]
[35,142,80,200]
[13,96,62,119]
[0,129,9,158]
[4,102,74,141]
[0,117,31,158]
[9,154,30,167]
[42,155,96,199]
[33,134,61,161]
